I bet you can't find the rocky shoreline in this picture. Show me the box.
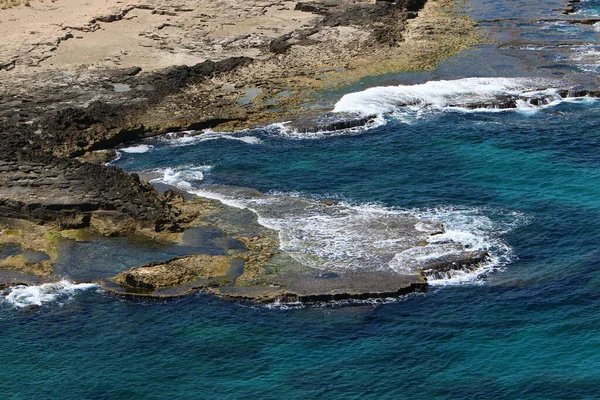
[0,0,573,304]
[92,185,491,303]
[1,0,482,140]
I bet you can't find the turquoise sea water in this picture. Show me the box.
[4,1,600,399]
[576,0,600,16]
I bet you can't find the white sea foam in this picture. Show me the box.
[120,144,153,154]
[161,129,262,146]
[570,44,600,72]
[275,115,388,139]
[415,207,527,285]
[518,45,551,51]
[539,20,581,35]
[261,298,305,310]
[143,168,524,284]
[160,118,387,143]
[188,186,524,284]
[2,280,98,308]
[106,150,122,166]
[333,77,557,117]
[149,165,212,189]
[518,41,600,77]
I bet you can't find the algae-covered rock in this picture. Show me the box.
[113,254,231,290]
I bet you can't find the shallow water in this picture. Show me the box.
[51,226,244,282]
[4,1,600,398]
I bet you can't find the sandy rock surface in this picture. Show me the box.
[1,0,375,72]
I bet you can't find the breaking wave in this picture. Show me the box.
[120,144,154,154]
[192,186,523,284]
[413,207,528,285]
[160,130,262,146]
[149,165,212,189]
[333,77,563,117]
[1,280,98,308]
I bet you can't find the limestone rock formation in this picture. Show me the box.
[113,254,232,290]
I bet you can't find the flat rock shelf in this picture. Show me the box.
[98,186,489,304]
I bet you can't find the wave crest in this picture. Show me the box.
[333,77,560,116]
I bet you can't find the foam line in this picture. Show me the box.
[160,130,262,146]
[120,144,153,154]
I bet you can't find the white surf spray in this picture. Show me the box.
[161,129,262,146]
[106,144,153,166]
[275,115,388,139]
[181,185,524,285]
[149,165,212,189]
[411,207,527,285]
[158,119,387,143]
[570,44,600,73]
[333,77,561,117]
[2,281,98,308]
[120,144,154,154]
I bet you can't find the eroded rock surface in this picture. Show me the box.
[113,254,232,290]
[1,0,482,151]
[0,0,492,302]
[0,136,178,232]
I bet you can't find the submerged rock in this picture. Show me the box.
[420,251,489,281]
[287,112,377,133]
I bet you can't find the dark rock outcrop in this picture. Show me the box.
[295,0,427,46]
[31,57,252,158]
[283,282,428,303]
[447,89,600,111]
[269,34,294,54]
[420,251,489,280]
[564,0,581,14]
[0,56,256,235]
[0,135,179,232]
[287,112,377,133]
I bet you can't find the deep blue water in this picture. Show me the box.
[4,1,600,399]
